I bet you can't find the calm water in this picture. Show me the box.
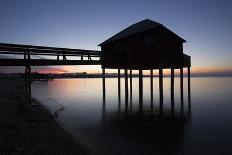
[32,77,232,155]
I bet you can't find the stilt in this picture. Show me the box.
[118,69,121,100]
[117,69,121,115]
[125,69,129,114]
[102,96,106,122]
[171,67,175,115]
[129,69,132,99]
[25,66,29,102]
[139,69,143,113]
[188,67,191,115]
[28,66,31,102]
[150,69,153,113]
[159,68,163,115]
[102,68,106,102]
[180,67,184,116]
[125,69,128,103]
[129,69,133,113]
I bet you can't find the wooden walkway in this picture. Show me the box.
[0,43,101,66]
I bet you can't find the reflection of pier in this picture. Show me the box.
[101,81,191,155]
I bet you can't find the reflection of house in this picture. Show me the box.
[99,19,191,69]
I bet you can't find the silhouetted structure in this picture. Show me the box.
[0,19,191,105]
[99,19,191,106]
[99,19,190,69]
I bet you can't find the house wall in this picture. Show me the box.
[101,27,185,69]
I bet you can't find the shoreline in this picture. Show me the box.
[0,79,86,154]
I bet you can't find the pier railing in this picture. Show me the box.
[0,43,101,66]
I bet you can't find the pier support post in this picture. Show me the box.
[25,67,28,102]
[159,68,163,115]
[118,69,121,100]
[171,67,175,115]
[102,68,106,102]
[188,67,191,115]
[180,67,184,116]
[150,69,153,112]
[25,66,31,104]
[28,66,31,101]
[139,69,143,112]
[130,69,132,99]
[125,69,129,106]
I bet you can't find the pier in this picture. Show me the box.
[0,19,191,107]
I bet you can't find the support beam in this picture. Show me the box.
[180,68,184,101]
[188,67,191,115]
[171,67,175,115]
[150,69,153,113]
[150,69,153,98]
[129,69,132,99]
[180,67,184,116]
[159,68,163,103]
[57,52,59,60]
[102,68,106,102]
[117,69,121,115]
[28,66,31,101]
[125,69,128,104]
[139,69,143,113]
[25,66,31,104]
[118,69,121,100]
[25,67,28,102]
[159,68,163,115]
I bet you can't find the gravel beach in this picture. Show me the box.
[0,79,86,154]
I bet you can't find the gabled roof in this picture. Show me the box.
[99,19,185,46]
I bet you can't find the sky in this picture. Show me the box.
[0,0,232,75]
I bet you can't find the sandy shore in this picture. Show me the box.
[0,79,86,154]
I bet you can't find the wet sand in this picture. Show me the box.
[0,79,86,154]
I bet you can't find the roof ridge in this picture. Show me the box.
[99,19,162,46]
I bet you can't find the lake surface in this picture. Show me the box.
[32,77,232,155]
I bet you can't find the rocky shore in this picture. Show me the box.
[0,79,86,154]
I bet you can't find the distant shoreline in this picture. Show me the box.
[1,72,232,80]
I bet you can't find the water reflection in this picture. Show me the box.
[32,78,193,155]
[102,78,191,154]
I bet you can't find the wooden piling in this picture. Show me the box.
[180,68,184,102]
[28,66,31,101]
[150,69,153,98]
[150,69,154,113]
[125,68,129,114]
[102,68,106,101]
[188,67,191,115]
[25,66,28,102]
[118,69,121,100]
[171,67,175,115]
[180,67,184,116]
[125,69,128,103]
[139,69,143,112]
[159,68,163,102]
[159,68,163,115]
[129,69,132,99]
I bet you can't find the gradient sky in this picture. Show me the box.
[0,0,232,74]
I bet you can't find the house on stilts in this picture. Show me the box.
[99,19,191,106]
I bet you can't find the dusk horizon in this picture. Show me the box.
[0,0,232,154]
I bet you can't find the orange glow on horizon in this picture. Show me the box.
[34,65,232,76]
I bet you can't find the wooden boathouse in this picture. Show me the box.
[99,19,191,108]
